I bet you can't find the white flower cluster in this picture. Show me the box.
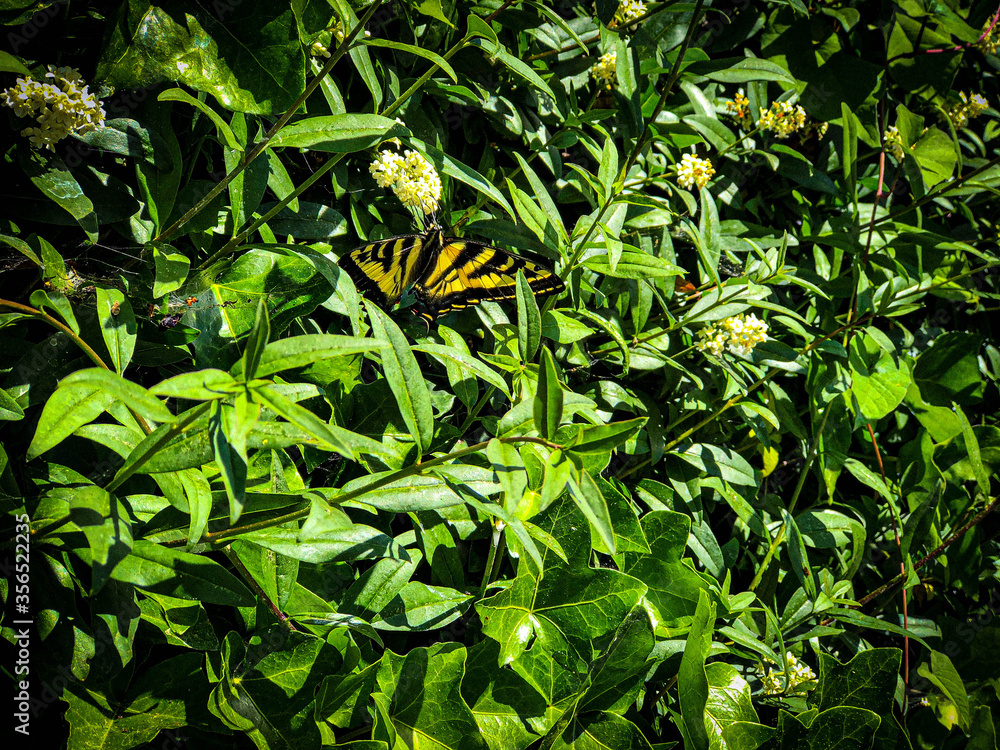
[695,313,769,357]
[369,148,442,215]
[977,18,999,54]
[884,125,904,161]
[675,153,716,190]
[944,92,990,128]
[591,52,617,89]
[757,100,807,139]
[760,652,816,695]
[611,0,647,27]
[3,66,106,150]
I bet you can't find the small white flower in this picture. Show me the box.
[675,153,715,190]
[591,52,617,89]
[2,65,105,150]
[696,313,768,358]
[884,126,904,161]
[610,0,646,27]
[943,92,988,129]
[757,100,807,139]
[369,147,441,215]
[760,652,816,695]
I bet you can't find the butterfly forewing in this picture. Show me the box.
[416,238,564,315]
[338,226,563,318]
[338,230,439,308]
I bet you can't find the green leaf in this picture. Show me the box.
[98,3,305,115]
[377,644,488,749]
[534,347,563,440]
[582,250,684,279]
[95,287,135,375]
[704,663,762,746]
[413,343,511,398]
[425,328,477,409]
[59,485,133,594]
[598,135,619,201]
[27,382,116,459]
[340,556,418,620]
[911,126,958,191]
[776,705,881,749]
[363,38,456,81]
[953,403,989,495]
[29,289,79,334]
[373,582,473,631]
[342,464,499,513]
[315,662,381,732]
[157,88,240,148]
[918,650,971,732]
[812,649,901,715]
[293,611,384,647]
[271,114,407,152]
[151,369,238,400]
[487,439,527,512]
[468,37,556,102]
[0,388,24,421]
[0,51,32,75]
[691,57,796,84]
[594,478,650,555]
[625,511,713,628]
[935,425,1000,488]
[570,418,647,455]
[210,629,343,747]
[513,152,567,243]
[62,369,174,422]
[64,653,212,749]
[913,332,984,406]
[848,333,910,421]
[678,590,716,750]
[243,525,395,563]
[516,271,542,363]
[298,494,353,540]
[178,468,212,546]
[111,540,254,606]
[242,300,271,380]
[250,334,386,378]
[365,301,434,455]
[423,143,516,220]
[568,468,616,556]
[209,400,247,523]
[841,102,858,204]
[542,310,594,345]
[462,640,548,750]
[18,148,98,243]
[581,606,655,714]
[478,497,645,689]
[414,0,455,27]
[551,712,654,750]
[784,510,815,599]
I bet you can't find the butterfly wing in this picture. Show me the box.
[415,238,564,316]
[338,230,440,308]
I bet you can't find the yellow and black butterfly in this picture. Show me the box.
[338,224,564,319]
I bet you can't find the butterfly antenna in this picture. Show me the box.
[420,211,441,233]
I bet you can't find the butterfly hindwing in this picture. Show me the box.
[415,238,564,315]
[338,231,438,308]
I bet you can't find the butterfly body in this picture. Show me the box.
[338,226,563,318]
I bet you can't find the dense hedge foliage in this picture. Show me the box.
[1,0,999,748]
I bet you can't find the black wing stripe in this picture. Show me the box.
[340,228,563,318]
[417,237,564,315]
